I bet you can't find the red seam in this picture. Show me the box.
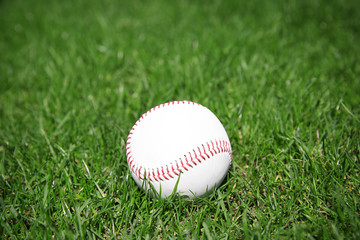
[161,168,169,180]
[193,150,202,163]
[189,152,197,165]
[172,165,178,176]
[202,144,210,158]
[185,155,192,168]
[157,169,163,181]
[176,161,182,174]
[180,158,188,171]
[166,165,173,178]
[211,141,216,154]
[198,146,206,160]
[152,171,158,182]
[138,167,142,180]
[131,139,232,183]
[126,100,232,183]
[208,142,214,156]
[216,140,221,153]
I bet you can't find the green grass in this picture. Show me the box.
[1,0,360,238]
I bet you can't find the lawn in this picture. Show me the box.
[1,0,359,239]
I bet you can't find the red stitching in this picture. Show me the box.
[172,165,178,176]
[216,140,221,153]
[157,169,163,181]
[132,139,232,182]
[176,161,182,174]
[166,165,173,178]
[197,146,206,160]
[138,167,142,180]
[185,155,192,168]
[193,150,201,163]
[202,144,210,158]
[180,158,188,171]
[207,142,214,156]
[152,171,158,182]
[210,141,216,154]
[161,168,168,180]
[189,152,197,165]
[126,101,232,183]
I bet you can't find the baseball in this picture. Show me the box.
[126,101,232,198]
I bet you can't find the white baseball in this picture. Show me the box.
[126,101,232,198]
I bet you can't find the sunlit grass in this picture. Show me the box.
[1,0,359,238]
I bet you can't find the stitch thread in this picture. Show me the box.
[126,101,232,182]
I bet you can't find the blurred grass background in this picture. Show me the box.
[1,0,359,238]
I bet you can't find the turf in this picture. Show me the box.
[1,0,359,239]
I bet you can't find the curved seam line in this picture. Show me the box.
[126,101,232,182]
